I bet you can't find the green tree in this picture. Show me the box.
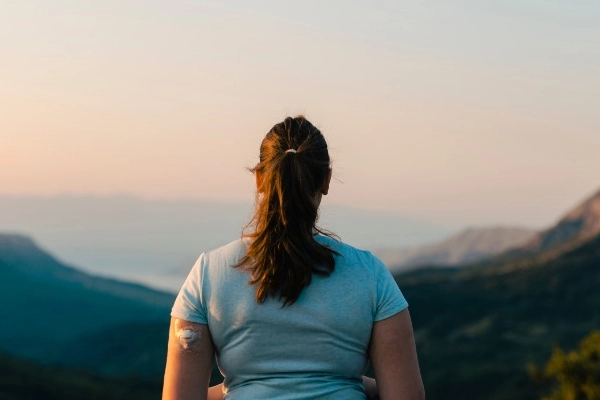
[531,331,600,400]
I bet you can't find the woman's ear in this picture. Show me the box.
[322,168,332,195]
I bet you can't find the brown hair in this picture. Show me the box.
[236,116,337,306]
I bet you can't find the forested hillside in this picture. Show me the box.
[0,351,162,400]
[398,233,600,399]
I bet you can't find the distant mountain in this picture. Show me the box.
[0,233,174,363]
[518,189,600,256]
[0,234,174,306]
[375,226,535,271]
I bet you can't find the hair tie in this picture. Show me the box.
[285,149,297,154]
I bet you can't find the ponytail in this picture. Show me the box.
[236,116,337,306]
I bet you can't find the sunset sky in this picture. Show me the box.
[2,1,599,228]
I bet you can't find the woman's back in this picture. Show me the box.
[172,235,407,399]
[163,116,424,400]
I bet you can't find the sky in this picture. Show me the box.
[2,0,600,229]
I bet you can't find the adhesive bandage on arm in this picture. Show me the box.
[173,318,203,352]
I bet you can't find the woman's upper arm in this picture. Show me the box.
[369,309,425,400]
[163,317,215,400]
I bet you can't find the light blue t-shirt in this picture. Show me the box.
[171,235,408,400]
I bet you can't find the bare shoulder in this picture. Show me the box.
[369,309,425,400]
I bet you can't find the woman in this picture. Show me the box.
[163,116,424,399]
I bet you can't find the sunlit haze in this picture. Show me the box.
[2,1,599,228]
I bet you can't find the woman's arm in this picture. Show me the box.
[207,384,224,400]
[368,309,425,400]
[163,317,215,400]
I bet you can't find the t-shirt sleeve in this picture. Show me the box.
[373,255,409,321]
[171,253,208,324]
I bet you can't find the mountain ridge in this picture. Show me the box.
[0,232,175,306]
[375,226,536,271]
[521,188,600,253]
[0,232,174,362]
[481,189,600,271]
